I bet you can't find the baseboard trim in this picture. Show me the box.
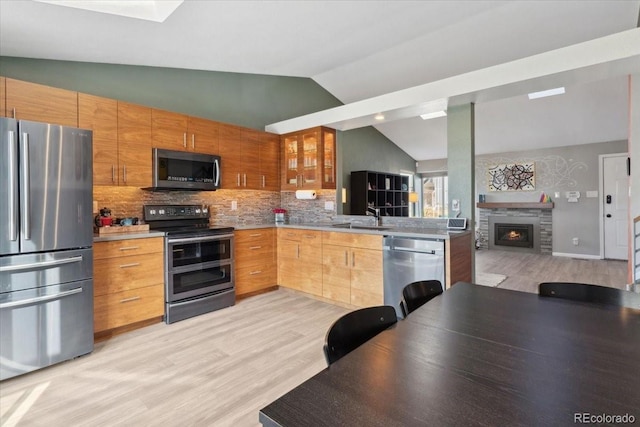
[552,252,602,260]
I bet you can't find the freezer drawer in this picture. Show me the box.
[0,248,93,293]
[0,279,94,381]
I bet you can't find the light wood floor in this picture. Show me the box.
[0,251,628,426]
[476,248,629,293]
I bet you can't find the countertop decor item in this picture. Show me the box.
[273,208,287,224]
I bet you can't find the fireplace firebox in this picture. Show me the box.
[494,223,534,248]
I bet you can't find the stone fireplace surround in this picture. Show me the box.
[478,206,552,255]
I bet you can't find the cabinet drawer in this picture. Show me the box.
[236,251,275,270]
[235,242,275,263]
[322,231,382,250]
[235,228,274,244]
[94,253,164,296]
[94,237,163,259]
[278,228,321,242]
[94,285,164,332]
[236,264,276,295]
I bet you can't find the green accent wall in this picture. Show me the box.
[0,56,342,129]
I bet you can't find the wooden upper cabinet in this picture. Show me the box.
[0,77,6,117]
[220,124,260,189]
[78,93,118,186]
[152,109,220,155]
[281,126,336,190]
[117,102,152,187]
[5,78,78,127]
[219,123,243,189]
[188,116,219,155]
[260,133,280,191]
[152,109,189,151]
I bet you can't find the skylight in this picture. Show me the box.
[34,0,184,23]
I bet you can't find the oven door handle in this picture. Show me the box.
[167,234,234,244]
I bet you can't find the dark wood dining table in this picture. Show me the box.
[259,282,640,426]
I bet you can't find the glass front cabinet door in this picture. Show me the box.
[281,126,336,190]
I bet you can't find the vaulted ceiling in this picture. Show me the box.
[1,0,638,160]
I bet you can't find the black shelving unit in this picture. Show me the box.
[350,170,409,217]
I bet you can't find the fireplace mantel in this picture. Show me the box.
[477,202,554,209]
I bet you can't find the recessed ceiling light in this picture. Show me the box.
[528,87,565,100]
[420,110,447,120]
[374,113,385,121]
[34,0,184,23]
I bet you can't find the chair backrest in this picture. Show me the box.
[400,280,443,317]
[323,305,397,365]
[539,282,640,309]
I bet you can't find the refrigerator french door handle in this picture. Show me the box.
[0,287,83,309]
[8,131,18,242]
[0,255,84,272]
[21,133,31,240]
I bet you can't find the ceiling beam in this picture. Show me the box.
[265,28,640,135]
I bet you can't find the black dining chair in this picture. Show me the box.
[323,305,397,365]
[539,282,640,309]
[400,280,443,317]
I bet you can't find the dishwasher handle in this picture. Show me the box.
[384,246,439,255]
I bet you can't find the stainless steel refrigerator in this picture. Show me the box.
[0,118,94,381]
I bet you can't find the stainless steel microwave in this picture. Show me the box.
[148,148,221,191]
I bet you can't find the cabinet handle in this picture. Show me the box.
[249,246,262,250]
[262,175,266,188]
[249,233,262,237]
[297,244,300,258]
[123,164,127,183]
[191,134,195,149]
[12,108,16,119]
[119,262,140,268]
[118,246,140,251]
[352,251,355,267]
[249,270,262,275]
[183,132,187,148]
[120,296,141,303]
[112,165,116,183]
[344,250,348,266]
[243,173,247,187]
[237,173,241,187]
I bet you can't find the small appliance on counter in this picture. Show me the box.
[94,207,113,228]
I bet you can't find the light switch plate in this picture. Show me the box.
[231,201,237,211]
[586,190,598,198]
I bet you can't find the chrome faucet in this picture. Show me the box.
[366,207,381,226]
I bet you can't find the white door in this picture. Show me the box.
[603,155,629,260]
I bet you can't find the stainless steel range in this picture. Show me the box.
[144,204,234,324]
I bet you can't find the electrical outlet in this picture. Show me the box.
[572,237,579,246]
[451,199,460,211]
[231,201,237,211]
[325,201,335,210]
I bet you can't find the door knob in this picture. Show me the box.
[606,214,612,218]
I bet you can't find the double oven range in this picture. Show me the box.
[144,204,234,324]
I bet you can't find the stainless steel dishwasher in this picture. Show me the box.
[383,236,445,318]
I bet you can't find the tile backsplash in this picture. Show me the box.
[93,187,338,226]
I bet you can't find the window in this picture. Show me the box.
[422,175,448,218]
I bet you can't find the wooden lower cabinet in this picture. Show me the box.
[234,228,276,296]
[277,229,322,296]
[93,237,164,335]
[321,232,383,307]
